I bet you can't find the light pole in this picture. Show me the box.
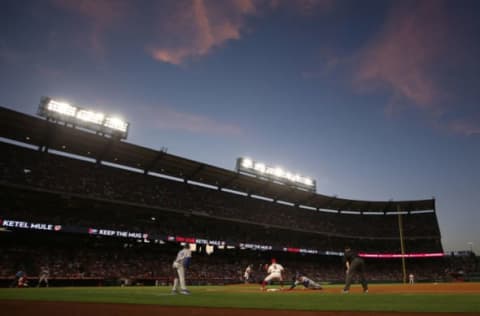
[467,242,473,253]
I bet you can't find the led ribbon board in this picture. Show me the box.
[0,218,443,258]
[38,96,130,139]
[359,253,445,258]
[236,157,316,192]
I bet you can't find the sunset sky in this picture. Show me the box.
[1,0,479,251]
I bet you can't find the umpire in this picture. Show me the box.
[343,246,368,293]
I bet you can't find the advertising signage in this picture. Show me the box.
[0,219,62,232]
[0,217,444,258]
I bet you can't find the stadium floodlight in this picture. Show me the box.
[76,109,105,125]
[104,116,128,133]
[254,162,266,173]
[273,167,284,178]
[38,96,130,140]
[241,158,253,169]
[236,157,316,192]
[304,178,313,186]
[46,99,77,117]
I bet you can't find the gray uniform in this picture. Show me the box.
[38,268,49,287]
[289,275,322,290]
[343,249,368,292]
[172,247,192,294]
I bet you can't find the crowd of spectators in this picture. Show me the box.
[0,233,453,286]
[0,190,441,253]
[0,143,442,251]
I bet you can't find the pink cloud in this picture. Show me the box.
[353,1,480,137]
[355,1,449,113]
[148,0,259,65]
[49,0,334,65]
[141,106,244,136]
[148,0,335,65]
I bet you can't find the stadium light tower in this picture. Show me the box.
[236,157,316,193]
[37,96,130,140]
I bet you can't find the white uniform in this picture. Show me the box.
[244,266,252,283]
[37,268,49,287]
[172,247,192,293]
[264,263,284,283]
[409,273,415,284]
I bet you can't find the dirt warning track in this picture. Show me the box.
[1,300,480,316]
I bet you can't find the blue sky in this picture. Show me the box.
[1,0,479,252]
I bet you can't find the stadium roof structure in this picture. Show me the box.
[0,106,435,214]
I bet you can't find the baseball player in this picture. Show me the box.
[37,266,49,288]
[244,264,253,283]
[288,272,322,290]
[261,258,284,291]
[172,244,192,295]
[409,273,415,285]
[342,246,368,293]
[10,269,25,288]
[18,272,28,288]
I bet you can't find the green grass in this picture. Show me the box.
[0,284,479,313]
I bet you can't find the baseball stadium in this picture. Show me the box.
[0,104,479,316]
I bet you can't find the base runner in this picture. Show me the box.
[288,272,322,290]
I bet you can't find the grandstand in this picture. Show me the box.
[0,106,449,286]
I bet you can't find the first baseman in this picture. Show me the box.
[261,258,284,291]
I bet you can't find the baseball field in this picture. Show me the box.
[1,283,479,315]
